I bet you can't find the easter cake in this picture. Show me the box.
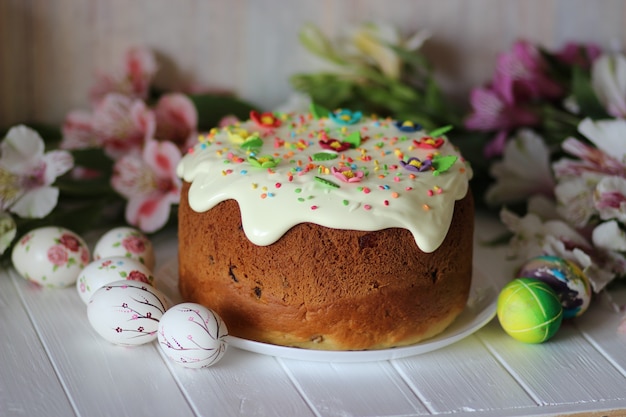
[176,108,474,351]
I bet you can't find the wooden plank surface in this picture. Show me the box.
[0,271,76,417]
[2,215,625,417]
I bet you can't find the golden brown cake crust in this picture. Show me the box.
[178,181,474,350]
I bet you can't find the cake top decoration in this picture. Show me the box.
[177,108,472,252]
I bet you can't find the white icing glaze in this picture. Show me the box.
[177,111,472,253]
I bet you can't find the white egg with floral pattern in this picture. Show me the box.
[158,302,228,368]
[11,226,90,288]
[93,227,155,270]
[88,280,169,346]
[76,256,155,304]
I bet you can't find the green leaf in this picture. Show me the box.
[432,155,458,175]
[343,131,361,147]
[290,74,357,110]
[311,152,338,161]
[571,66,609,119]
[429,125,454,137]
[189,94,256,131]
[310,102,330,119]
[298,23,347,66]
[70,147,114,173]
[240,135,263,149]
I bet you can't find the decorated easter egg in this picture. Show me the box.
[88,280,169,346]
[11,226,90,288]
[497,278,563,343]
[158,302,228,368]
[93,227,155,270]
[76,256,155,304]
[518,256,591,319]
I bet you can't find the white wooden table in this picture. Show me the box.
[1,214,625,417]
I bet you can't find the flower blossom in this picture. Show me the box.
[500,198,616,292]
[493,40,564,103]
[349,23,430,79]
[111,139,182,233]
[555,42,601,69]
[400,157,432,173]
[153,93,198,152]
[464,87,540,157]
[0,125,73,218]
[92,93,156,160]
[593,176,626,223]
[90,46,158,104]
[331,166,364,183]
[485,129,554,206]
[591,53,626,118]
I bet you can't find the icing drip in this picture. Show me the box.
[177,111,472,253]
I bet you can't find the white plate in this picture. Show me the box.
[155,259,498,363]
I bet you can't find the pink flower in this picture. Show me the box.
[464,87,540,131]
[154,93,198,152]
[128,270,150,284]
[92,93,156,160]
[494,40,564,103]
[80,247,90,264]
[122,235,146,254]
[111,139,182,233]
[331,166,365,182]
[464,87,540,157]
[90,46,157,104]
[59,234,81,252]
[60,110,101,150]
[555,42,602,69]
[47,245,68,266]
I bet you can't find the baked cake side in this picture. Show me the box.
[177,110,474,350]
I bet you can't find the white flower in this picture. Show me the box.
[500,200,615,292]
[350,23,403,79]
[577,118,626,164]
[485,129,554,206]
[348,23,430,79]
[0,125,74,218]
[593,220,626,252]
[591,53,626,118]
[554,174,598,227]
[593,176,626,222]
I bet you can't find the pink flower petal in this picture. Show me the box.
[111,154,151,198]
[90,46,157,104]
[154,93,198,151]
[142,139,182,182]
[42,150,74,184]
[125,191,175,233]
[93,93,155,160]
[61,110,100,150]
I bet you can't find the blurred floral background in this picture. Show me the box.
[2,22,626,313]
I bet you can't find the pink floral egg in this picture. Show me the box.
[76,256,155,304]
[11,226,90,288]
[158,303,228,368]
[88,280,169,346]
[93,227,155,270]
